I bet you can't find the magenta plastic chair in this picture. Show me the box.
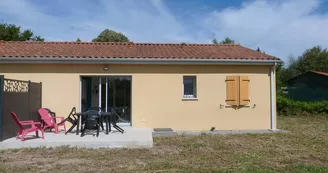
[38,108,66,134]
[10,112,44,142]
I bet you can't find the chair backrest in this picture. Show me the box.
[10,112,24,130]
[110,108,121,123]
[84,110,100,129]
[38,108,54,126]
[69,107,76,115]
[43,108,56,123]
[110,107,129,124]
[86,110,100,120]
[66,107,78,124]
[43,108,56,116]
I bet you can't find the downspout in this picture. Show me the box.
[270,63,276,130]
[99,77,102,109]
[79,77,82,127]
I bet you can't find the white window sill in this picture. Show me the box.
[182,98,198,101]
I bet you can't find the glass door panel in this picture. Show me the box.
[101,76,131,124]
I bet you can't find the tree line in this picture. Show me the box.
[1,22,240,44]
[276,46,328,88]
[212,36,328,89]
[0,23,129,43]
[0,22,236,44]
[0,23,44,41]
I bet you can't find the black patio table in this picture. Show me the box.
[74,112,113,135]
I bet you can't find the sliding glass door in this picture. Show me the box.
[99,76,131,125]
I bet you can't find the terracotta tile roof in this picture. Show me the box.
[0,41,279,61]
[311,71,328,77]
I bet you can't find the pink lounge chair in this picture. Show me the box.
[38,108,66,134]
[10,112,44,142]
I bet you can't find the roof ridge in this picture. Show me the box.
[0,40,241,46]
[238,44,276,59]
[133,43,240,46]
[311,70,328,76]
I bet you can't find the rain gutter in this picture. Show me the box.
[0,57,282,65]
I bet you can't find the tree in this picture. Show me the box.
[220,37,235,44]
[276,46,328,85]
[212,38,219,44]
[92,29,129,42]
[275,62,285,94]
[31,36,44,41]
[276,56,303,87]
[276,45,328,98]
[76,38,81,42]
[296,46,328,73]
[0,23,44,41]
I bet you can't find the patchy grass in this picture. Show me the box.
[1,116,328,172]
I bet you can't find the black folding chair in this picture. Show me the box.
[87,107,104,130]
[115,107,130,123]
[63,107,79,135]
[110,108,125,134]
[80,110,101,137]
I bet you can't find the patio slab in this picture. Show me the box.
[0,126,153,149]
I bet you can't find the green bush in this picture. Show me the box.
[277,95,328,116]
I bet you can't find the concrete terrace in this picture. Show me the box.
[0,126,153,149]
[0,127,287,150]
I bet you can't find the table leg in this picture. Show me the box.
[106,116,109,135]
[76,115,80,135]
[108,116,112,132]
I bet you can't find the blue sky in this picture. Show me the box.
[1,0,328,62]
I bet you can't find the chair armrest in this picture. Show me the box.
[50,116,65,124]
[48,116,64,120]
[54,116,65,121]
[21,121,41,128]
[20,120,34,125]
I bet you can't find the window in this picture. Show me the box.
[226,76,250,105]
[183,76,197,98]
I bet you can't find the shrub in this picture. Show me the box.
[277,95,328,116]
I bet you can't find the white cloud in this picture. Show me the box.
[0,0,201,42]
[205,0,328,61]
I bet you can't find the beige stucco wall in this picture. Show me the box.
[0,63,276,131]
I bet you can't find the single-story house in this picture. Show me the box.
[0,41,281,131]
[287,71,328,102]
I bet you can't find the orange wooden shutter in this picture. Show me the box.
[239,76,250,105]
[226,76,238,105]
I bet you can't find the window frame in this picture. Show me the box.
[183,76,197,99]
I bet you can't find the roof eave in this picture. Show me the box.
[0,57,282,65]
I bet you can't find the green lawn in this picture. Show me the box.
[1,116,328,173]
